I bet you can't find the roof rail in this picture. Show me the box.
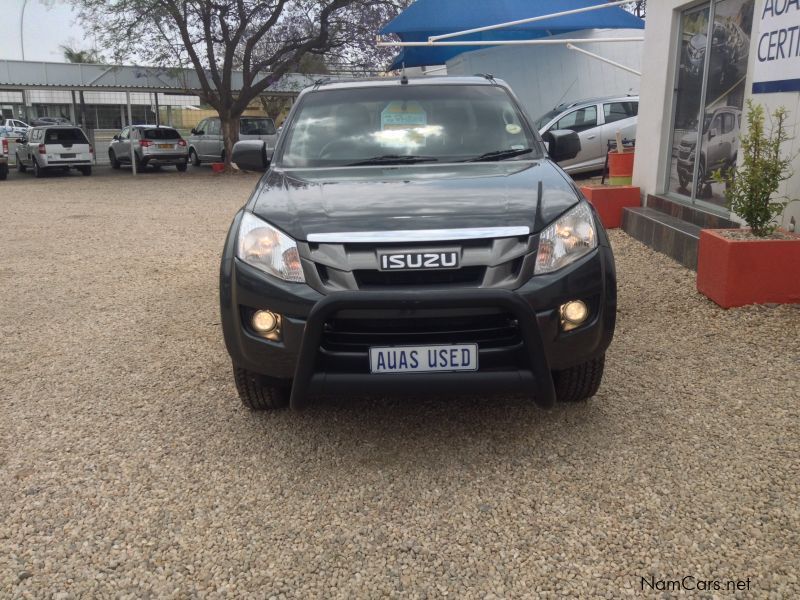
[474,73,496,84]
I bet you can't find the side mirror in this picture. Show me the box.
[232,140,270,172]
[112,134,120,141]
[19,137,27,144]
[542,129,581,162]
[190,128,197,135]
[709,127,718,139]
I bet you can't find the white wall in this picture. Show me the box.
[633,0,800,230]
[446,29,643,122]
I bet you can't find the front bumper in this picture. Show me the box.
[221,229,616,409]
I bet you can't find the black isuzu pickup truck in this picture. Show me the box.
[220,76,616,410]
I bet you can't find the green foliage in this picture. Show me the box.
[714,101,794,237]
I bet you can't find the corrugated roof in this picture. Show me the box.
[0,60,326,95]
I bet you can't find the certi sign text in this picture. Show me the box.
[754,0,800,93]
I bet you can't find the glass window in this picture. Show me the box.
[603,102,638,124]
[120,127,130,139]
[240,117,276,135]
[721,112,735,134]
[196,119,207,133]
[44,128,88,143]
[280,84,540,168]
[533,107,563,131]
[142,128,181,139]
[555,106,598,132]
[206,119,220,136]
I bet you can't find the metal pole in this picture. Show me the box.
[566,43,641,76]
[126,91,136,176]
[377,37,645,47]
[428,0,631,42]
[154,93,160,126]
[20,0,28,60]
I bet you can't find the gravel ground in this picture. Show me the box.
[1,170,799,598]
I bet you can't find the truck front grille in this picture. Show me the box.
[321,311,522,353]
[352,266,485,288]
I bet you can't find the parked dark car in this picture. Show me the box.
[108,125,189,171]
[220,76,616,411]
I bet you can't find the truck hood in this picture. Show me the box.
[250,161,581,241]
[680,132,698,148]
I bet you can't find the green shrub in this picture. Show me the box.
[714,100,794,237]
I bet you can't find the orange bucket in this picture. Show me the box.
[608,149,635,185]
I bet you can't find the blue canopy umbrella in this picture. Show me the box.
[380,0,644,70]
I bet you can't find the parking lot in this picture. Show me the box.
[1,171,798,597]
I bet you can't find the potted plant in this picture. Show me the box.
[696,101,800,308]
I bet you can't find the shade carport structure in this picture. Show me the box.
[379,0,645,69]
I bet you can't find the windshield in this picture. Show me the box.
[279,84,541,168]
[240,117,276,135]
[534,108,562,131]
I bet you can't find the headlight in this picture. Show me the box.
[236,212,305,282]
[534,202,597,275]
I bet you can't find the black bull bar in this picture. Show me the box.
[289,289,557,409]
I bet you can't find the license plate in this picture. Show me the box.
[158,144,172,149]
[60,153,75,158]
[369,344,478,374]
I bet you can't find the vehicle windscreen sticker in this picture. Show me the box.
[506,123,522,134]
[379,101,429,147]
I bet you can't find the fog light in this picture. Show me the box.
[252,310,281,340]
[560,300,588,331]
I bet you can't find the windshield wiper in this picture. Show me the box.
[346,154,439,166]
[463,148,534,162]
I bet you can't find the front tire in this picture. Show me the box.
[233,366,290,410]
[109,149,121,169]
[553,354,605,403]
[189,148,201,166]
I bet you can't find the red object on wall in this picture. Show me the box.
[697,229,800,308]
[579,185,641,229]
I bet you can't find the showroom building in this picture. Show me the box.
[631,0,800,242]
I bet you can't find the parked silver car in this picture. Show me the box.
[108,125,189,171]
[535,96,639,174]
[676,106,741,197]
[188,116,277,165]
[16,125,93,177]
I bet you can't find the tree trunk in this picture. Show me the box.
[219,114,241,170]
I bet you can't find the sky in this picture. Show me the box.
[1,0,89,63]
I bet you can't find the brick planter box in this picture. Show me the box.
[697,229,800,308]
[579,185,641,229]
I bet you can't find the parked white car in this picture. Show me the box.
[0,130,11,181]
[535,96,639,174]
[16,125,93,177]
[3,118,29,136]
